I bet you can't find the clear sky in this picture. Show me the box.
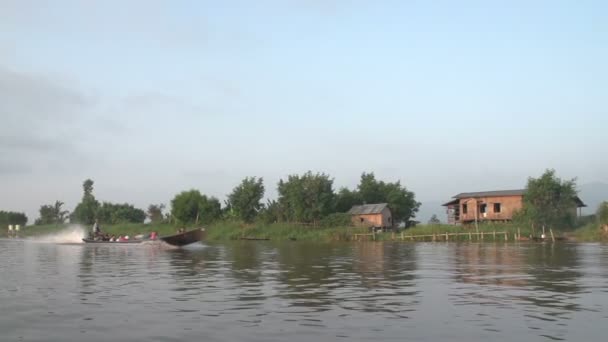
[1,0,607,222]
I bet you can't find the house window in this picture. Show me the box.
[388,217,392,223]
[479,204,487,214]
[494,203,501,213]
[462,204,468,214]
[360,217,364,223]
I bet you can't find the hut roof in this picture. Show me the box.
[348,203,389,215]
[453,189,526,198]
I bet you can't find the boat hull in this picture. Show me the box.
[160,228,205,247]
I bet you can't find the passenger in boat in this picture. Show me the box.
[178,228,185,234]
[150,231,158,240]
[92,220,101,235]
[109,235,116,242]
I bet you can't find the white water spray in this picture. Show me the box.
[31,225,87,243]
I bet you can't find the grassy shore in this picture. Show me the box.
[5,221,607,242]
[571,223,607,242]
[206,221,367,241]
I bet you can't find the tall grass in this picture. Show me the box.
[206,221,368,242]
[572,223,607,242]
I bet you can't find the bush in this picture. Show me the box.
[320,213,352,227]
[598,202,608,225]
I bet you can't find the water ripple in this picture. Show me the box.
[1,240,607,341]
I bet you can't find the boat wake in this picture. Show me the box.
[31,225,87,244]
[146,240,181,250]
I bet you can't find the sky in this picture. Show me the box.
[1,0,607,222]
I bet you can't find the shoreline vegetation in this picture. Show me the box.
[5,221,607,242]
[2,170,606,242]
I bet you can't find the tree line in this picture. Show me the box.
[27,171,421,227]
[8,168,603,231]
[0,211,28,226]
[168,171,420,227]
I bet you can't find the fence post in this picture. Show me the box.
[469,232,472,241]
[504,231,508,241]
[481,231,484,240]
[445,232,449,241]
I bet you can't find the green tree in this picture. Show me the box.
[71,179,99,225]
[518,169,579,231]
[96,202,146,224]
[277,171,335,224]
[0,211,28,226]
[199,196,222,224]
[358,172,387,204]
[257,199,283,224]
[334,187,362,213]
[428,214,441,225]
[357,172,420,226]
[226,177,265,223]
[171,190,222,225]
[36,200,69,225]
[147,204,165,223]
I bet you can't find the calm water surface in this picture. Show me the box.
[1,239,607,341]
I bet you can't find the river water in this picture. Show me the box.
[0,237,607,341]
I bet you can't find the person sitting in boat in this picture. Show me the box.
[149,231,158,240]
[178,228,185,234]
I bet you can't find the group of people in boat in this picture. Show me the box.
[89,220,158,242]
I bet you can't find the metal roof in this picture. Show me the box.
[453,189,526,199]
[442,198,460,206]
[348,203,389,215]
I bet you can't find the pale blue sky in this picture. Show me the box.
[1,0,607,221]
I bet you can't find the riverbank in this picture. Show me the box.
[5,221,607,242]
[5,222,367,242]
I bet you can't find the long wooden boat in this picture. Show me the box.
[160,228,205,247]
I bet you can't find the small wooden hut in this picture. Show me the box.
[348,203,392,229]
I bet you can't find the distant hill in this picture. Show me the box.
[578,182,608,215]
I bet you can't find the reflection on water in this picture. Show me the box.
[447,243,596,341]
[0,239,607,342]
